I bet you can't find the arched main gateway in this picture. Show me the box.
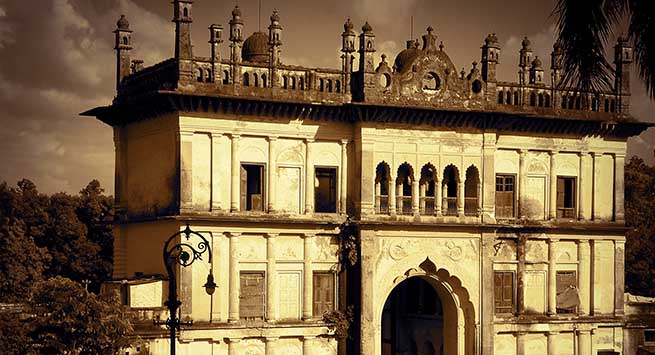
[375,260,476,355]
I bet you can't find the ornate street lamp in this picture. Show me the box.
[154,223,216,355]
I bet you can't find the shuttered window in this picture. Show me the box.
[313,272,335,317]
[556,271,577,314]
[239,271,265,320]
[240,164,265,211]
[494,271,515,314]
[495,175,515,219]
[315,167,337,213]
[556,177,576,218]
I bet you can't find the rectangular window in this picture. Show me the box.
[278,272,301,319]
[495,175,515,219]
[239,271,265,320]
[240,164,265,211]
[494,271,515,314]
[315,167,337,213]
[645,329,655,344]
[313,272,335,317]
[556,271,578,314]
[556,177,576,218]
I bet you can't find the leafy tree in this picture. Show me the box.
[0,220,49,302]
[554,0,655,98]
[624,156,655,296]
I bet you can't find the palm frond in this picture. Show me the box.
[629,0,655,99]
[553,0,626,93]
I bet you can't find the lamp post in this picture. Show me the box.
[154,223,216,355]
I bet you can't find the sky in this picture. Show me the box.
[0,0,653,194]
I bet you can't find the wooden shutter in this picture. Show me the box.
[239,272,265,319]
[240,165,247,210]
[494,271,514,313]
[313,273,335,317]
[556,177,565,209]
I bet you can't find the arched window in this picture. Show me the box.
[243,72,250,86]
[538,93,544,107]
[183,7,188,17]
[562,95,567,109]
[336,80,341,93]
[123,36,128,45]
[442,165,459,216]
[568,95,575,109]
[513,91,519,105]
[464,166,480,216]
[327,79,333,93]
[299,77,305,90]
[591,97,598,111]
[505,91,511,105]
[319,78,325,92]
[283,76,288,89]
[575,96,581,110]
[498,91,504,104]
[197,68,204,82]
[604,98,610,112]
[529,92,536,106]
[396,163,414,215]
[223,70,230,85]
[291,76,296,90]
[375,162,391,214]
[420,164,438,215]
[610,99,616,112]
[253,73,259,87]
[205,69,212,83]
[545,94,551,108]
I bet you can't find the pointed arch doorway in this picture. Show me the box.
[381,276,444,355]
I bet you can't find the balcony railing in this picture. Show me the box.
[376,195,389,214]
[421,197,436,215]
[398,196,413,215]
[557,207,576,219]
[445,197,457,216]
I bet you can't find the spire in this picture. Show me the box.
[114,14,133,91]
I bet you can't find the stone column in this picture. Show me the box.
[477,181,482,215]
[518,149,527,218]
[578,330,592,355]
[549,151,558,220]
[441,183,448,215]
[340,139,348,214]
[228,232,241,322]
[211,132,223,211]
[360,140,375,215]
[480,233,496,355]
[302,233,314,320]
[359,230,376,355]
[227,338,241,355]
[419,184,426,213]
[591,240,602,315]
[578,239,591,315]
[267,136,278,213]
[482,132,497,221]
[517,235,527,315]
[457,172,465,217]
[592,152,602,221]
[614,239,625,315]
[412,180,420,215]
[305,138,314,214]
[614,154,625,222]
[547,331,558,355]
[436,179,443,216]
[548,238,558,316]
[266,233,278,321]
[389,173,397,216]
[578,152,588,220]
[230,134,241,212]
[516,331,526,355]
[180,131,194,211]
[303,336,315,355]
[265,337,278,355]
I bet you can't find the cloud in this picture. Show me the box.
[498,24,556,83]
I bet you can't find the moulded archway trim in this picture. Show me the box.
[376,258,476,355]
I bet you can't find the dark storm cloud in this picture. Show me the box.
[0,0,653,194]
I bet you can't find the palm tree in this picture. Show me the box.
[554,0,655,99]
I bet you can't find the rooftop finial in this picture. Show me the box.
[117,14,130,30]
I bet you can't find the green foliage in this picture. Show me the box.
[0,179,114,289]
[624,156,655,296]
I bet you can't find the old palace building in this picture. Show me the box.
[84,1,654,354]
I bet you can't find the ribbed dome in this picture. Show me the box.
[242,32,269,63]
[117,15,130,30]
[394,41,420,73]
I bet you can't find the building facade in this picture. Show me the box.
[86,1,652,354]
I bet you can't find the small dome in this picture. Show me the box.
[532,56,543,68]
[344,18,354,33]
[552,42,563,55]
[522,36,531,48]
[362,21,373,33]
[232,5,242,17]
[270,10,280,22]
[242,31,269,63]
[394,46,420,73]
[485,33,498,44]
[117,15,129,30]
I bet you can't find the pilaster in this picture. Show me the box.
[305,138,314,214]
[266,233,278,321]
[268,136,278,213]
[549,151,558,220]
[577,239,590,315]
[614,153,625,221]
[518,149,527,219]
[227,232,241,322]
[614,239,625,315]
[211,132,223,211]
[340,139,349,214]
[482,132,497,221]
[547,238,558,315]
[230,134,241,212]
[180,131,194,211]
[302,233,314,320]
[592,152,602,221]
